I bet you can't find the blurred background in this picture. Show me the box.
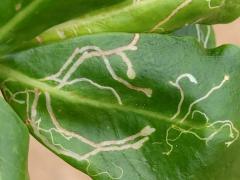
[29,19,240,180]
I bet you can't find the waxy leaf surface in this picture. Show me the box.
[35,0,239,45]
[0,34,239,179]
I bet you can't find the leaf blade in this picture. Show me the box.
[32,0,239,45]
[0,97,29,180]
[1,33,240,179]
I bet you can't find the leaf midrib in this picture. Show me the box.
[0,64,201,129]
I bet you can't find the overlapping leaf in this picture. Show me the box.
[0,0,124,53]
[0,0,238,53]
[32,0,239,45]
[0,97,29,180]
[0,33,240,179]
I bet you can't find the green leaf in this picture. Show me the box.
[0,96,29,180]
[0,0,238,53]
[30,0,239,46]
[0,0,123,53]
[0,33,240,179]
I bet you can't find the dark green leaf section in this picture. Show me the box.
[0,97,29,180]
[0,34,240,179]
[0,0,33,27]
[0,0,124,54]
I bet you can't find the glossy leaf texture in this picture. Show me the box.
[31,0,239,46]
[0,97,29,180]
[0,0,237,53]
[0,33,239,179]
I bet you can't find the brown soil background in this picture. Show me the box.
[28,19,240,180]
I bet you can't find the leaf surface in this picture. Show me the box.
[0,33,240,179]
[33,0,239,45]
[0,97,29,180]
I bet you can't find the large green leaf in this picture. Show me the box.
[0,33,240,179]
[0,97,29,180]
[0,0,238,53]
